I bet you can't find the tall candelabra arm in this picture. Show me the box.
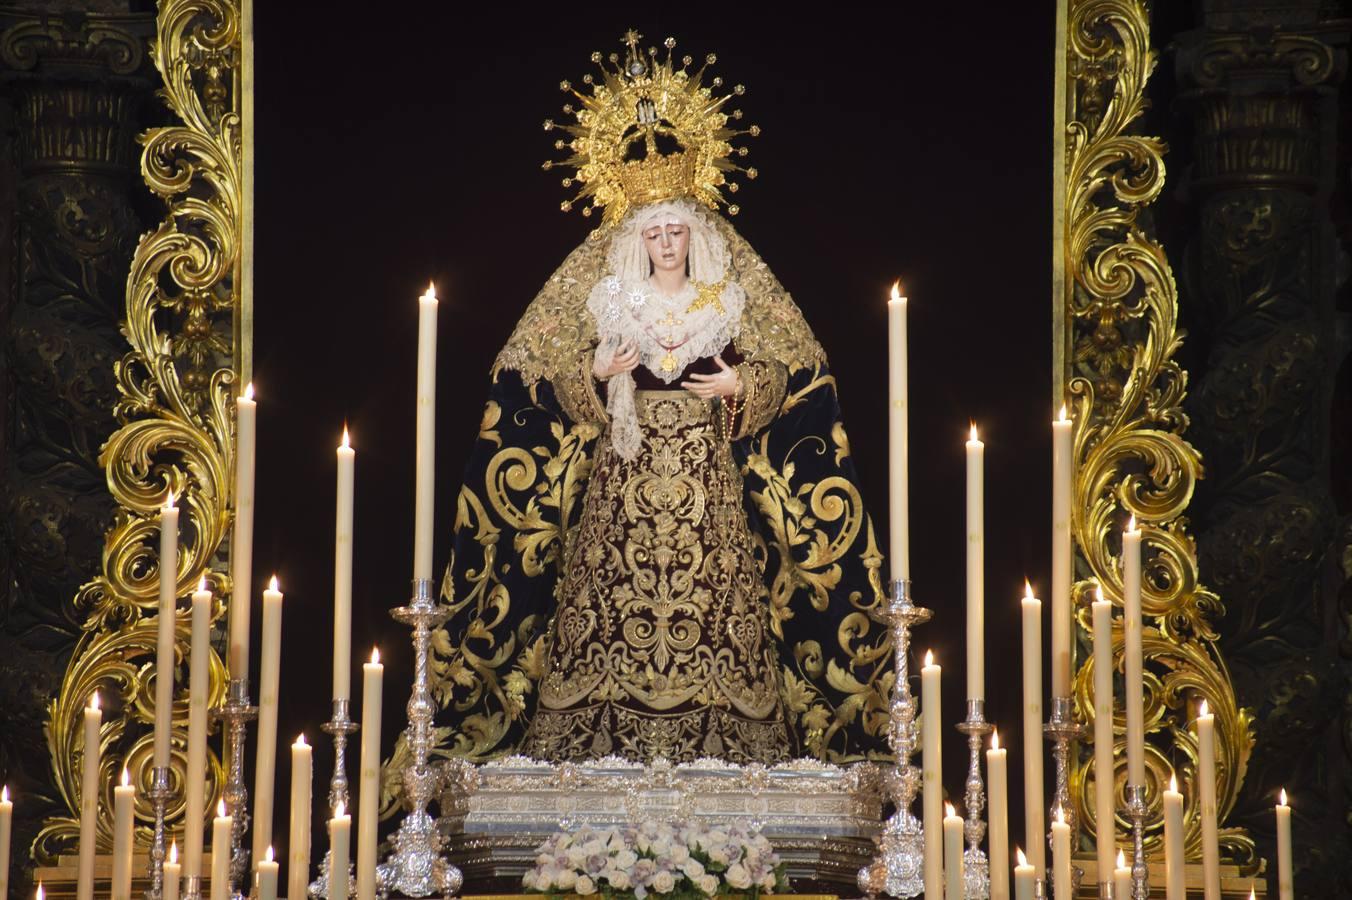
[145,765,172,900]
[1044,696,1086,897]
[309,699,360,900]
[956,700,993,899]
[1126,785,1149,900]
[378,579,463,898]
[214,678,257,900]
[857,579,932,899]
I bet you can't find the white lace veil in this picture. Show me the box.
[593,199,736,460]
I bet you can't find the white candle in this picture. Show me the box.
[1051,808,1071,900]
[886,283,909,581]
[230,384,257,678]
[210,800,232,900]
[966,423,985,701]
[334,428,355,701]
[921,651,942,900]
[257,846,279,900]
[1014,849,1035,900]
[289,735,313,900]
[987,731,1009,900]
[1113,849,1132,900]
[252,576,284,866]
[155,496,180,769]
[357,649,384,900]
[944,802,965,900]
[1122,519,1145,787]
[1275,789,1292,900]
[184,579,212,882]
[1164,774,1186,900]
[1091,590,1117,881]
[1021,583,1046,878]
[112,768,135,900]
[163,840,181,900]
[329,804,352,900]
[1051,406,1073,697]
[1197,700,1220,900]
[76,692,100,900]
[0,786,12,900]
[413,284,439,582]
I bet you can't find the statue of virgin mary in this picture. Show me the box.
[430,31,894,766]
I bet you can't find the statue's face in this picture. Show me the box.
[641,220,690,276]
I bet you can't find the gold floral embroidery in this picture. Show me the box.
[520,391,792,764]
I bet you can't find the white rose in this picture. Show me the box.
[652,871,676,894]
[615,849,639,869]
[725,864,752,891]
[534,869,555,891]
[583,838,606,856]
[707,830,729,846]
[522,870,538,890]
[575,875,597,896]
[671,845,691,864]
[651,838,672,858]
[567,846,587,868]
[556,869,577,891]
[696,874,719,895]
[709,848,729,866]
[606,869,632,890]
[759,873,776,891]
[681,859,705,880]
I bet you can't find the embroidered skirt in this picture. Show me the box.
[519,390,794,764]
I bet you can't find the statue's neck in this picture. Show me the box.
[648,269,688,298]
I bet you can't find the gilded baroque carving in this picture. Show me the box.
[1060,0,1255,865]
[36,0,240,861]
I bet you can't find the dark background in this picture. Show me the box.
[251,4,1058,854]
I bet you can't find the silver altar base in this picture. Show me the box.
[438,755,884,894]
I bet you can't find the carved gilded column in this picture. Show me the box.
[1175,5,1350,895]
[0,3,155,886]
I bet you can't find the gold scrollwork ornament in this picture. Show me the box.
[38,0,241,861]
[1059,0,1256,868]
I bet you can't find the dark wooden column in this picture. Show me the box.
[0,6,154,893]
[1175,3,1351,895]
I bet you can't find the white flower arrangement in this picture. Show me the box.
[523,820,789,899]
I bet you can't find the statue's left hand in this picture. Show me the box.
[681,355,741,400]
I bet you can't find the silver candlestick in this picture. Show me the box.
[145,765,173,900]
[182,875,202,900]
[308,699,360,899]
[1044,696,1086,896]
[214,678,257,900]
[857,579,931,899]
[378,578,463,897]
[1125,784,1149,900]
[955,700,993,898]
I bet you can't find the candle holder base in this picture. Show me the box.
[144,765,172,900]
[1125,784,1149,900]
[321,698,360,812]
[181,874,202,900]
[1097,880,1112,899]
[214,678,257,900]
[1033,877,1047,899]
[306,852,358,900]
[857,579,931,900]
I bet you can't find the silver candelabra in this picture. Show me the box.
[955,700,993,898]
[308,699,359,899]
[1045,696,1086,897]
[1125,784,1149,900]
[144,765,172,900]
[856,579,931,899]
[378,578,463,898]
[214,678,256,900]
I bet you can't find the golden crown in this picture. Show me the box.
[543,30,759,227]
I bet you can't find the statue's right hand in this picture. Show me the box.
[594,339,639,380]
